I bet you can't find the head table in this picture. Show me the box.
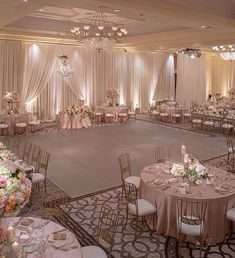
[2,217,82,258]
[140,161,235,245]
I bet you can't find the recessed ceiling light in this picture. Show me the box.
[39,9,43,12]
[23,0,28,2]
[114,9,120,12]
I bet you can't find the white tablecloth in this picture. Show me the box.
[3,217,83,258]
[58,111,91,129]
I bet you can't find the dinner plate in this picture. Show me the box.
[152,180,165,187]
[47,231,74,249]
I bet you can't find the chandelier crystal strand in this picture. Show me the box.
[57,55,74,77]
[212,44,235,60]
[70,10,128,50]
[177,48,201,59]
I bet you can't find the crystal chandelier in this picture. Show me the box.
[212,45,235,60]
[70,10,128,51]
[178,48,201,59]
[57,55,74,77]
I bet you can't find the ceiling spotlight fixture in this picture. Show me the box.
[39,9,43,12]
[178,48,201,59]
[212,44,235,60]
[114,9,120,12]
[71,8,128,51]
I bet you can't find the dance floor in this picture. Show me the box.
[21,120,227,197]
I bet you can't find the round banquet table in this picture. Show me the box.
[140,162,235,245]
[2,217,82,258]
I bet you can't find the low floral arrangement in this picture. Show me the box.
[64,104,91,118]
[64,105,80,117]
[170,161,207,179]
[0,159,31,216]
[106,88,119,99]
[80,105,91,118]
[58,54,68,65]
[188,163,207,178]
[4,91,20,103]
[228,87,235,95]
[170,163,185,177]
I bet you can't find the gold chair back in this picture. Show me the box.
[154,146,171,163]
[97,204,119,255]
[38,150,50,176]
[22,141,32,163]
[118,153,131,179]
[176,198,207,236]
[12,137,22,155]
[124,181,138,206]
[31,145,41,169]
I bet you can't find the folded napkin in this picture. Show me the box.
[152,180,164,187]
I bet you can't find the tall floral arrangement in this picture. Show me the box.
[4,91,20,104]
[64,105,80,117]
[106,88,119,99]
[80,105,91,118]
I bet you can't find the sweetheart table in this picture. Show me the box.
[140,162,235,245]
[58,111,91,130]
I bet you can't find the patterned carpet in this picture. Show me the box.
[20,155,235,258]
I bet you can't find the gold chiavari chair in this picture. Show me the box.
[43,191,69,226]
[3,135,11,149]
[15,115,28,135]
[226,137,235,168]
[30,145,41,169]
[0,117,9,136]
[118,153,140,199]
[118,107,128,123]
[28,113,41,132]
[124,181,157,234]
[12,137,22,156]
[154,146,171,163]
[176,199,207,258]
[22,141,33,163]
[32,150,50,192]
[82,204,119,258]
[226,206,235,239]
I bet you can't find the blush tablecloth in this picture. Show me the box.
[1,114,32,135]
[58,111,91,129]
[140,162,235,245]
[3,217,82,258]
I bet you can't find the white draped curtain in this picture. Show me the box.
[0,40,23,110]
[206,54,235,96]
[21,42,56,111]
[0,39,175,120]
[176,54,207,107]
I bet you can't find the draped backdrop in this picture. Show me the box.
[0,40,175,120]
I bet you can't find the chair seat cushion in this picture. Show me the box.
[32,173,45,183]
[160,113,168,117]
[151,110,160,115]
[222,124,234,129]
[29,120,40,125]
[95,112,102,116]
[192,119,202,124]
[118,113,127,117]
[172,114,181,117]
[177,216,203,236]
[226,208,235,222]
[228,147,235,153]
[128,199,157,216]
[82,246,107,258]
[128,111,135,115]
[183,113,191,117]
[203,121,214,126]
[105,114,114,117]
[15,122,27,128]
[0,124,8,129]
[125,176,140,189]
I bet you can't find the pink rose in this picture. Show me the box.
[0,176,7,187]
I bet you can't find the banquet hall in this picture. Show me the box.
[0,0,235,257]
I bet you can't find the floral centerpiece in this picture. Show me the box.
[106,88,119,106]
[228,87,235,98]
[64,105,80,117]
[4,91,20,104]
[0,160,31,216]
[170,163,186,177]
[80,105,91,119]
